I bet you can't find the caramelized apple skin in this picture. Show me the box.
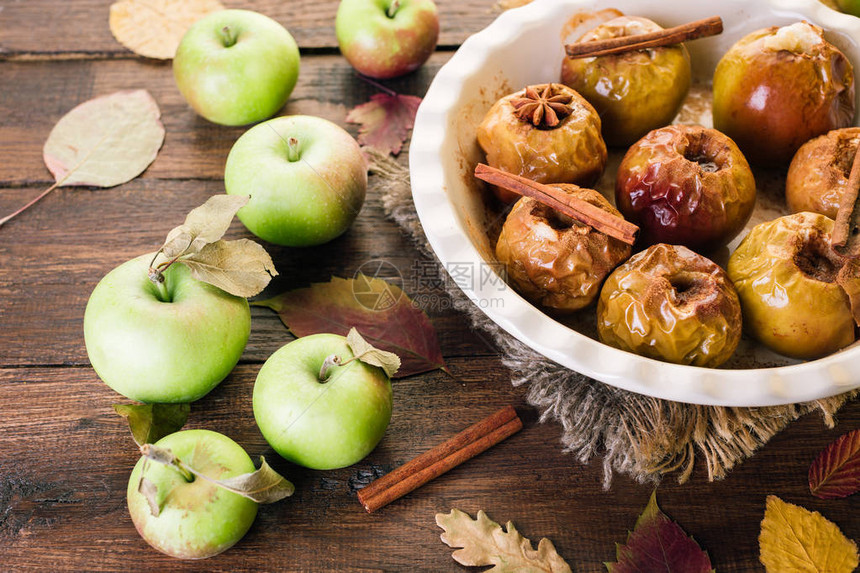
[597,243,742,367]
[561,16,691,147]
[713,23,855,167]
[786,127,860,219]
[727,212,860,360]
[495,184,631,312]
[615,125,756,253]
[477,84,607,203]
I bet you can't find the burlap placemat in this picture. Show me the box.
[367,149,860,488]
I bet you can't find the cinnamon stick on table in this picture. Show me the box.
[565,15,723,59]
[474,163,639,245]
[832,144,860,258]
[357,406,522,513]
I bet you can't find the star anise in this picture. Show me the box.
[510,84,574,129]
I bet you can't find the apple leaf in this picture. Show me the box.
[759,495,859,573]
[43,89,164,188]
[109,0,225,60]
[160,194,249,259]
[436,508,572,573]
[346,92,422,156]
[137,470,161,517]
[606,491,714,573]
[113,403,190,446]
[254,275,447,378]
[215,456,295,504]
[178,239,277,298]
[809,429,860,499]
[347,328,401,378]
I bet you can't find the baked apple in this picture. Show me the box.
[786,127,860,219]
[727,212,860,360]
[713,21,855,167]
[495,184,631,312]
[476,83,607,203]
[561,16,691,147]
[615,124,756,253]
[597,243,742,367]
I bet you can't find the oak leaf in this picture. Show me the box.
[346,92,422,156]
[436,508,571,573]
[759,495,858,573]
[109,0,224,59]
[607,491,714,573]
[254,275,447,377]
[809,428,860,499]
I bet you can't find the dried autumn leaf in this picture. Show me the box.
[436,508,571,573]
[607,491,714,573]
[138,472,161,517]
[160,194,249,259]
[254,275,447,378]
[347,327,401,378]
[346,92,422,156]
[809,429,860,499]
[43,89,164,188]
[216,456,295,503]
[759,495,859,573]
[179,238,278,298]
[113,403,190,446]
[109,0,224,59]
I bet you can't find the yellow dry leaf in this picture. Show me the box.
[109,0,224,60]
[759,495,859,573]
[494,0,534,11]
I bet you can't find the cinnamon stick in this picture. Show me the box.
[565,16,723,59]
[357,406,522,513]
[832,143,860,258]
[474,163,638,245]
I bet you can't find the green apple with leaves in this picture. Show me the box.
[127,430,260,559]
[84,195,276,403]
[335,0,439,79]
[224,115,367,247]
[173,9,300,126]
[253,331,395,470]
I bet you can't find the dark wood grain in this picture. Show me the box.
[2,1,860,571]
[0,0,499,56]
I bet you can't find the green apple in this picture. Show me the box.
[836,0,860,17]
[253,334,393,470]
[335,0,439,79]
[224,115,367,247]
[173,9,300,126]
[127,429,258,559]
[84,253,250,403]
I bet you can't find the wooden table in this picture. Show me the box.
[1,1,858,571]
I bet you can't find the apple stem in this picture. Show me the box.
[386,0,400,18]
[286,137,300,162]
[220,25,238,48]
[319,354,342,381]
[140,444,195,482]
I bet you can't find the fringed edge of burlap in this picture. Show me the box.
[367,149,859,488]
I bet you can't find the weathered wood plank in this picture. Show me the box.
[0,0,500,56]
[0,363,857,571]
[0,53,448,185]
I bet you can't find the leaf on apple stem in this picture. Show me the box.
[215,456,295,503]
[254,275,448,378]
[346,328,400,378]
[759,495,858,573]
[606,491,714,573]
[1,90,165,228]
[809,428,860,499]
[346,91,422,156]
[109,0,225,60]
[150,194,278,298]
[113,403,190,446]
[436,508,572,572]
[137,470,161,517]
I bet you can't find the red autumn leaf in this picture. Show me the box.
[254,275,447,378]
[809,428,860,499]
[346,92,422,156]
[607,491,714,573]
